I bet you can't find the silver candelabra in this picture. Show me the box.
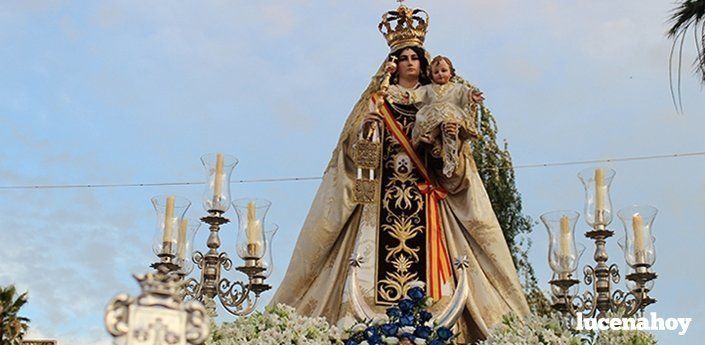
[149,153,278,316]
[543,167,657,319]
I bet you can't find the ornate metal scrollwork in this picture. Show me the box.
[550,232,656,320]
[181,211,271,317]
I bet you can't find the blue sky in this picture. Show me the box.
[1,1,703,344]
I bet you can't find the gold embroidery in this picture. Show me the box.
[381,215,423,262]
[375,104,427,305]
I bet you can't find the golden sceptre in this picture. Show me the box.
[352,57,396,203]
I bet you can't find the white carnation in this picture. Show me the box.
[383,336,400,344]
[372,315,390,326]
[399,326,416,335]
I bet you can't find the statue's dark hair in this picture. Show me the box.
[430,55,457,78]
[388,46,431,85]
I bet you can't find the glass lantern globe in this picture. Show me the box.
[151,195,191,256]
[541,210,585,274]
[233,198,271,260]
[578,167,616,227]
[617,205,658,268]
[201,153,238,213]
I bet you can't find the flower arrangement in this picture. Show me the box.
[207,303,340,345]
[479,312,657,345]
[588,327,657,345]
[341,285,455,345]
[205,291,656,345]
[478,312,583,345]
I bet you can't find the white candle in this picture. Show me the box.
[246,201,263,256]
[559,215,571,257]
[213,153,224,203]
[632,213,645,262]
[163,196,175,243]
[177,218,188,260]
[595,168,605,211]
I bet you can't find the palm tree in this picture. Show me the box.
[0,285,30,345]
[668,0,705,112]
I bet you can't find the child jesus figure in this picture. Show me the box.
[410,55,484,177]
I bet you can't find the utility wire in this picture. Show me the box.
[0,151,703,190]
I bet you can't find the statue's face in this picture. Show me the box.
[396,48,421,82]
[431,59,452,85]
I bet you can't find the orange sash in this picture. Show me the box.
[371,94,452,300]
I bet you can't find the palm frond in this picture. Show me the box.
[0,285,30,343]
[668,0,705,37]
[667,0,705,113]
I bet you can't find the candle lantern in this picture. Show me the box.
[151,196,191,258]
[578,167,616,227]
[353,121,381,204]
[176,218,201,275]
[257,224,279,279]
[541,210,585,274]
[233,198,270,263]
[617,205,658,268]
[201,153,238,212]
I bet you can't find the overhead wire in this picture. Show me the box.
[0,151,703,190]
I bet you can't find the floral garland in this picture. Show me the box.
[206,292,656,345]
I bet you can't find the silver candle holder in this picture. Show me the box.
[544,167,657,319]
[149,153,278,317]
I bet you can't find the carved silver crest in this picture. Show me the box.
[105,271,209,345]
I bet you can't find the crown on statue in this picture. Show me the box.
[378,3,429,51]
[134,271,182,298]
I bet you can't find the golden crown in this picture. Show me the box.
[378,4,429,51]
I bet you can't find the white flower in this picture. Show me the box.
[414,338,427,345]
[360,341,369,345]
[352,323,368,333]
[423,297,434,307]
[383,336,400,344]
[408,281,426,289]
[372,315,390,326]
[399,326,416,335]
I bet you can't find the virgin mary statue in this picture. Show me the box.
[270,4,529,342]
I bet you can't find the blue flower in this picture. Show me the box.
[436,326,453,341]
[408,286,425,301]
[367,333,383,345]
[365,326,380,337]
[429,340,444,345]
[398,299,415,313]
[399,314,415,326]
[381,323,399,337]
[386,307,402,318]
[345,340,359,345]
[414,325,432,339]
[419,310,433,322]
